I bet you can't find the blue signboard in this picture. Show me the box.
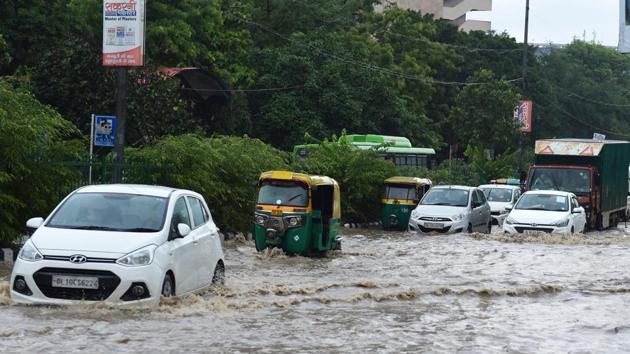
[94,115,116,147]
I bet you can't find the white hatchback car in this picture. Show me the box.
[408,185,492,234]
[478,184,522,226]
[11,184,225,305]
[503,190,587,235]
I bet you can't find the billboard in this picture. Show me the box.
[619,0,630,52]
[514,100,533,133]
[94,116,117,147]
[102,0,145,66]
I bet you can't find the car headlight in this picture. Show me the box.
[284,215,304,228]
[452,213,467,221]
[116,245,157,267]
[553,218,570,227]
[255,214,267,226]
[505,216,516,225]
[411,209,419,217]
[500,208,510,214]
[19,240,43,262]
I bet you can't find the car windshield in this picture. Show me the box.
[482,188,513,203]
[528,168,590,196]
[421,188,469,207]
[46,192,169,232]
[384,185,416,200]
[514,194,568,212]
[257,181,308,207]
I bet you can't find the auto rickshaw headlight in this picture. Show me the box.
[255,214,267,225]
[285,216,304,228]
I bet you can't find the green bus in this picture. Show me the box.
[293,134,436,170]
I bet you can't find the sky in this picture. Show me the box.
[467,0,619,46]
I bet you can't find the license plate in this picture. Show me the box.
[51,275,99,289]
[424,222,444,229]
[271,210,283,216]
[524,230,541,236]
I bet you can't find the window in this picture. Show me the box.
[571,197,580,210]
[472,190,481,207]
[187,197,206,228]
[477,190,487,204]
[170,197,191,236]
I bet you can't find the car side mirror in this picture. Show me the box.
[26,217,44,229]
[177,223,191,237]
[505,205,513,211]
[572,207,584,214]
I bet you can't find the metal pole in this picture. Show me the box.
[517,0,530,180]
[522,0,530,93]
[113,67,128,183]
[89,114,94,184]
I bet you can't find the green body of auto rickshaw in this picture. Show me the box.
[381,177,432,230]
[254,171,342,256]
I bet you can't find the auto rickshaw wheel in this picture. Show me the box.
[333,240,342,251]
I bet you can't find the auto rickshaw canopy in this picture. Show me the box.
[259,171,341,219]
[384,176,432,187]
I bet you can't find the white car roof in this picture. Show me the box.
[432,185,475,191]
[522,190,574,197]
[76,184,178,198]
[478,184,520,190]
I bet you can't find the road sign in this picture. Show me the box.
[102,0,145,66]
[94,115,117,147]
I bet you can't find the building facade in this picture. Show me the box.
[376,0,492,32]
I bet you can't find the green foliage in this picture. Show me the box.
[31,37,198,145]
[0,34,10,72]
[291,138,397,222]
[125,134,288,232]
[0,80,84,244]
[530,40,630,140]
[449,69,521,151]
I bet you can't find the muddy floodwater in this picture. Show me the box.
[2,227,630,353]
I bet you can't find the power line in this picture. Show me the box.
[379,29,523,53]
[180,85,302,93]
[246,20,523,86]
[557,86,630,108]
[539,102,630,138]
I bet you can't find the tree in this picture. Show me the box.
[0,80,83,244]
[448,69,521,151]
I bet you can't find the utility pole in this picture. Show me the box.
[517,0,530,181]
[112,67,128,183]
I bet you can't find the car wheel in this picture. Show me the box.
[212,262,225,285]
[467,223,473,233]
[161,273,175,297]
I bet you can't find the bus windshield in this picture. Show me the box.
[257,181,308,207]
[528,168,590,196]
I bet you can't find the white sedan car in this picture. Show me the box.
[478,184,521,226]
[503,190,587,235]
[11,184,225,305]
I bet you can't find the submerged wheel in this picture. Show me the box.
[212,262,225,285]
[161,273,175,297]
[571,226,575,234]
[467,223,473,233]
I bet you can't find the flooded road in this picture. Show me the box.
[2,228,630,353]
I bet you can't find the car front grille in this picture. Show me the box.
[43,255,117,263]
[33,267,121,301]
[419,217,452,222]
[419,225,452,234]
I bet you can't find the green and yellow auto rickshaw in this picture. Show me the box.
[381,177,432,230]
[254,171,342,256]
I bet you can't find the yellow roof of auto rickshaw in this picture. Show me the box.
[384,176,432,186]
[259,171,339,187]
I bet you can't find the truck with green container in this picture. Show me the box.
[525,139,630,230]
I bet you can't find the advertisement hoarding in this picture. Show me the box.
[514,100,533,133]
[619,0,630,53]
[102,0,145,66]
